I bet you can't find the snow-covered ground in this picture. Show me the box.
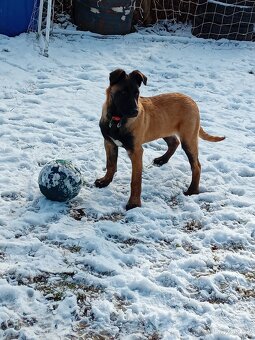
[0,29,255,339]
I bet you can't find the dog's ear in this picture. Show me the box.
[109,69,126,86]
[129,70,147,87]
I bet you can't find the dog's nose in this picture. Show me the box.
[132,109,138,115]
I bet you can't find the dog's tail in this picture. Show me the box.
[199,127,225,142]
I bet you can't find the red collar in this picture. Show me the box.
[109,116,122,128]
[111,116,121,122]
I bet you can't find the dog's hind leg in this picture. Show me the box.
[181,139,201,195]
[153,136,180,166]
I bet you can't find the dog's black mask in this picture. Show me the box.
[108,69,147,120]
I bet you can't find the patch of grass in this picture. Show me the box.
[73,331,115,340]
[20,272,104,307]
[183,220,203,233]
[74,292,162,339]
[79,328,162,340]
[181,241,200,254]
[1,192,24,201]
[148,332,162,340]
[83,264,116,278]
[202,294,231,305]
[70,208,86,221]
[167,196,180,208]
[98,212,125,222]
[244,272,255,282]
[122,238,141,246]
[106,234,142,247]
[211,244,218,252]
[210,241,245,252]
[65,244,82,253]
[236,286,255,299]
[112,293,131,312]
[69,206,125,223]
[1,319,21,331]
[200,202,213,212]
[46,281,102,304]
[1,315,39,333]
[187,323,211,337]
[47,239,82,254]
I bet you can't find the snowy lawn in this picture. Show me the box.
[0,30,255,339]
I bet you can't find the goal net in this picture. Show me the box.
[134,0,255,41]
[30,0,255,43]
[27,0,41,33]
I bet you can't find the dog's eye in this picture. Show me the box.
[121,90,127,96]
[134,91,139,97]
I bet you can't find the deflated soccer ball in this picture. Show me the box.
[38,160,83,202]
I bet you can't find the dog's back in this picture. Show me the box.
[134,93,200,144]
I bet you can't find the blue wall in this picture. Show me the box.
[0,0,38,37]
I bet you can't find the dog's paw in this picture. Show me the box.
[126,202,141,210]
[95,178,111,188]
[184,189,199,196]
[153,156,168,167]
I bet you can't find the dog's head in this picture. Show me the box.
[107,69,147,120]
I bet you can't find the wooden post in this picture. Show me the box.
[141,0,153,25]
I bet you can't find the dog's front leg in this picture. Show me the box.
[126,146,143,210]
[95,139,118,188]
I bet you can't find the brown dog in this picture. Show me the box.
[95,69,225,210]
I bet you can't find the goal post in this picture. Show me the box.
[37,0,54,57]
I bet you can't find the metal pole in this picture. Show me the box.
[38,0,44,35]
[44,0,53,57]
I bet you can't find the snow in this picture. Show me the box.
[0,27,255,339]
[90,8,100,14]
[112,7,124,13]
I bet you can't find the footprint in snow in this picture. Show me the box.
[23,98,42,105]
[230,187,245,196]
[245,125,255,134]
[208,72,220,80]
[194,81,204,88]
[76,73,90,80]
[207,82,217,92]
[214,161,232,173]
[42,117,57,124]
[8,114,25,121]
[246,143,255,151]
[207,154,221,161]
[163,72,179,79]
[230,103,241,110]
[0,105,7,112]
[232,97,242,104]
[238,167,255,178]
[37,74,49,80]
[81,64,100,71]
